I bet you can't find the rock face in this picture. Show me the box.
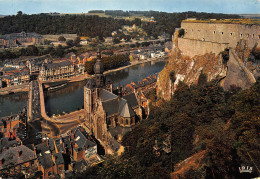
[157,29,259,101]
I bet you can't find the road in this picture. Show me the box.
[37,81,87,137]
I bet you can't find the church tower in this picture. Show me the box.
[94,49,105,89]
[84,49,107,119]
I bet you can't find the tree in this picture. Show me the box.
[113,38,120,44]
[169,71,176,83]
[58,36,66,42]
[198,71,207,86]
[66,40,73,47]
[17,11,23,16]
[73,36,81,46]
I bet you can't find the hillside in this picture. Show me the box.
[78,76,260,179]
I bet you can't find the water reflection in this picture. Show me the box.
[106,61,166,86]
[0,93,28,117]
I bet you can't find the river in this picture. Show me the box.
[0,60,166,117]
[0,93,28,117]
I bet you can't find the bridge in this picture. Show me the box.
[27,80,89,138]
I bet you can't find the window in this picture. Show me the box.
[240,34,243,38]
[252,34,254,38]
[213,31,216,34]
[230,32,233,36]
[221,32,224,35]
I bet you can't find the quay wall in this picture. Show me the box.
[0,84,29,95]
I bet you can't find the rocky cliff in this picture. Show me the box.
[157,30,259,101]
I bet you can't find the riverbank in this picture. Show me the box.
[0,56,167,95]
[39,56,167,85]
[0,84,29,95]
[104,56,167,75]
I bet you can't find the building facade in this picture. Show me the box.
[0,31,42,48]
[84,50,142,154]
[39,61,75,81]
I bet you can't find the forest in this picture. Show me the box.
[75,75,260,179]
[0,11,239,39]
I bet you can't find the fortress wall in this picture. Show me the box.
[178,38,229,57]
[181,22,260,49]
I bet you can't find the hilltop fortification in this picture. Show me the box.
[178,19,260,57]
[157,19,260,100]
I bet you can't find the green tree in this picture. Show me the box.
[58,36,66,42]
[66,40,73,47]
[73,36,81,46]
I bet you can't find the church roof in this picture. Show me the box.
[123,93,139,108]
[109,126,132,138]
[99,89,117,101]
[102,98,120,116]
[120,102,135,118]
[101,94,136,118]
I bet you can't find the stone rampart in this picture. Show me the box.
[178,38,229,57]
[178,21,260,57]
[181,22,259,48]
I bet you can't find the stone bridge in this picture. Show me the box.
[26,80,87,137]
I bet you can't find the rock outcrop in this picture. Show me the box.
[157,30,259,101]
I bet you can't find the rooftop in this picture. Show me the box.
[0,145,36,169]
[182,19,260,25]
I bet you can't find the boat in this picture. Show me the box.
[47,81,68,91]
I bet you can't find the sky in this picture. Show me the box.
[0,0,259,15]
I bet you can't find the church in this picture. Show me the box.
[84,49,142,154]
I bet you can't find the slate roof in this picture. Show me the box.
[38,153,54,169]
[35,142,49,155]
[62,136,71,149]
[53,152,64,165]
[0,145,36,169]
[0,138,19,152]
[109,138,121,152]
[48,139,55,152]
[109,126,132,138]
[45,61,73,69]
[72,159,88,172]
[120,101,135,118]
[74,128,96,151]
[34,142,55,168]
[0,32,42,40]
[99,89,117,101]
[55,139,64,153]
[102,98,120,116]
[123,93,139,108]
[101,90,137,118]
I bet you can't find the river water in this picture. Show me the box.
[0,60,166,117]
[0,93,28,117]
